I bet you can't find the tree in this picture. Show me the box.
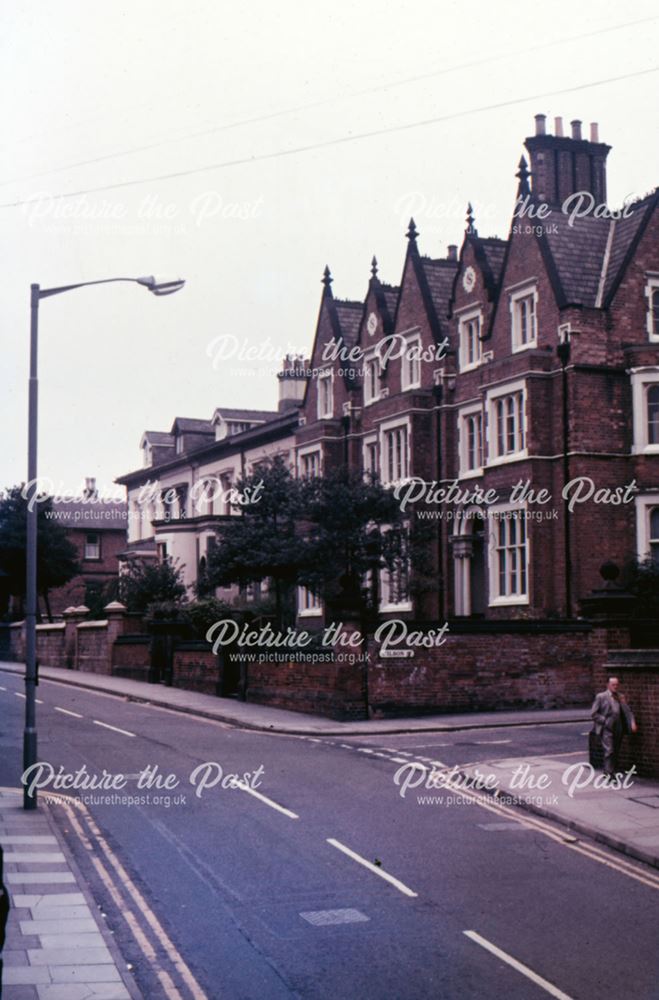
[298,468,405,616]
[0,486,80,621]
[118,556,186,614]
[205,457,304,626]
[206,459,408,627]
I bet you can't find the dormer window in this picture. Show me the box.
[317,370,333,419]
[458,310,483,371]
[175,436,184,454]
[645,277,659,341]
[142,443,152,468]
[510,285,538,352]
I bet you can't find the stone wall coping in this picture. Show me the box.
[9,621,24,629]
[605,650,659,669]
[77,620,109,630]
[35,623,66,631]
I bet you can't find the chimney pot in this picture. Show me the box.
[534,114,546,136]
[554,116,563,137]
[590,122,599,142]
[570,119,582,140]
[447,244,458,262]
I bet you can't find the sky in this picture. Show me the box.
[1,0,658,497]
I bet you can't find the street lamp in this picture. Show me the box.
[23,275,185,810]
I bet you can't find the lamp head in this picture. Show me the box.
[136,276,186,296]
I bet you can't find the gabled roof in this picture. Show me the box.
[140,431,174,446]
[538,212,611,307]
[478,238,507,288]
[420,257,459,322]
[602,190,658,306]
[212,407,279,424]
[333,299,363,348]
[170,417,214,435]
[381,284,399,319]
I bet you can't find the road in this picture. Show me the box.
[1,668,657,1000]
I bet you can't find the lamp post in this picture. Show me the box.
[23,275,185,810]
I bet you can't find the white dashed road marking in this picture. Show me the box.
[464,930,574,1000]
[327,838,418,898]
[54,707,83,718]
[92,720,136,738]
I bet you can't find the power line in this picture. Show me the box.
[2,65,657,211]
[1,14,656,189]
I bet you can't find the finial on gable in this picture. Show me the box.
[466,203,477,237]
[322,265,333,289]
[371,255,378,279]
[406,217,418,242]
[516,155,531,197]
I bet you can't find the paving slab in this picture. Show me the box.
[0,790,140,998]
[460,754,659,869]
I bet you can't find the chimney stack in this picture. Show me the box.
[277,355,309,411]
[447,245,458,262]
[534,114,546,136]
[524,113,610,206]
[83,477,97,499]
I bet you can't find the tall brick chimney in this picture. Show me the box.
[524,113,611,206]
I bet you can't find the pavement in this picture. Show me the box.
[0,787,139,1000]
[458,754,659,870]
[0,661,589,735]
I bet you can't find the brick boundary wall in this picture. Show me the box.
[597,650,659,779]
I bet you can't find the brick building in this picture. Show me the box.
[47,480,128,617]
[118,113,659,631]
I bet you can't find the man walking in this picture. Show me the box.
[591,676,637,776]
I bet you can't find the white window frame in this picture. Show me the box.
[84,533,101,560]
[458,309,483,372]
[401,333,422,390]
[510,285,538,352]
[487,504,530,606]
[630,368,659,455]
[644,275,659,342]
[298,585,323,617]
[635,494,659,562]
[379,417,411,486]
[362,434,378,479]
[458,403,484,478]
[485,379,528,466]
[379,524,412,612]
[317,369,334,419]
[298,447,322,478]
[363,353,382,405]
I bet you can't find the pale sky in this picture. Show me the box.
[1,0,658,496]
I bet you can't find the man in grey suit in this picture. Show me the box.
[591,676,637,776]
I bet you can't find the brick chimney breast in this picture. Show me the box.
[524,114,611,207]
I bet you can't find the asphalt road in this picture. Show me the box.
[1,669,657,1000]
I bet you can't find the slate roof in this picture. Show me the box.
[479,238,507,286]
[602,191,658,305]
[171,417,215,434]
[542,213,611,307]
[142,431,174,445]
[381,284,400,317]
[334,299,363,347]
[420,258,458,322]
[214,407,279,423]
[51,499,128,530]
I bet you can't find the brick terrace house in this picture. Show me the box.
[117,112,658,644]
[47,478,128,617]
